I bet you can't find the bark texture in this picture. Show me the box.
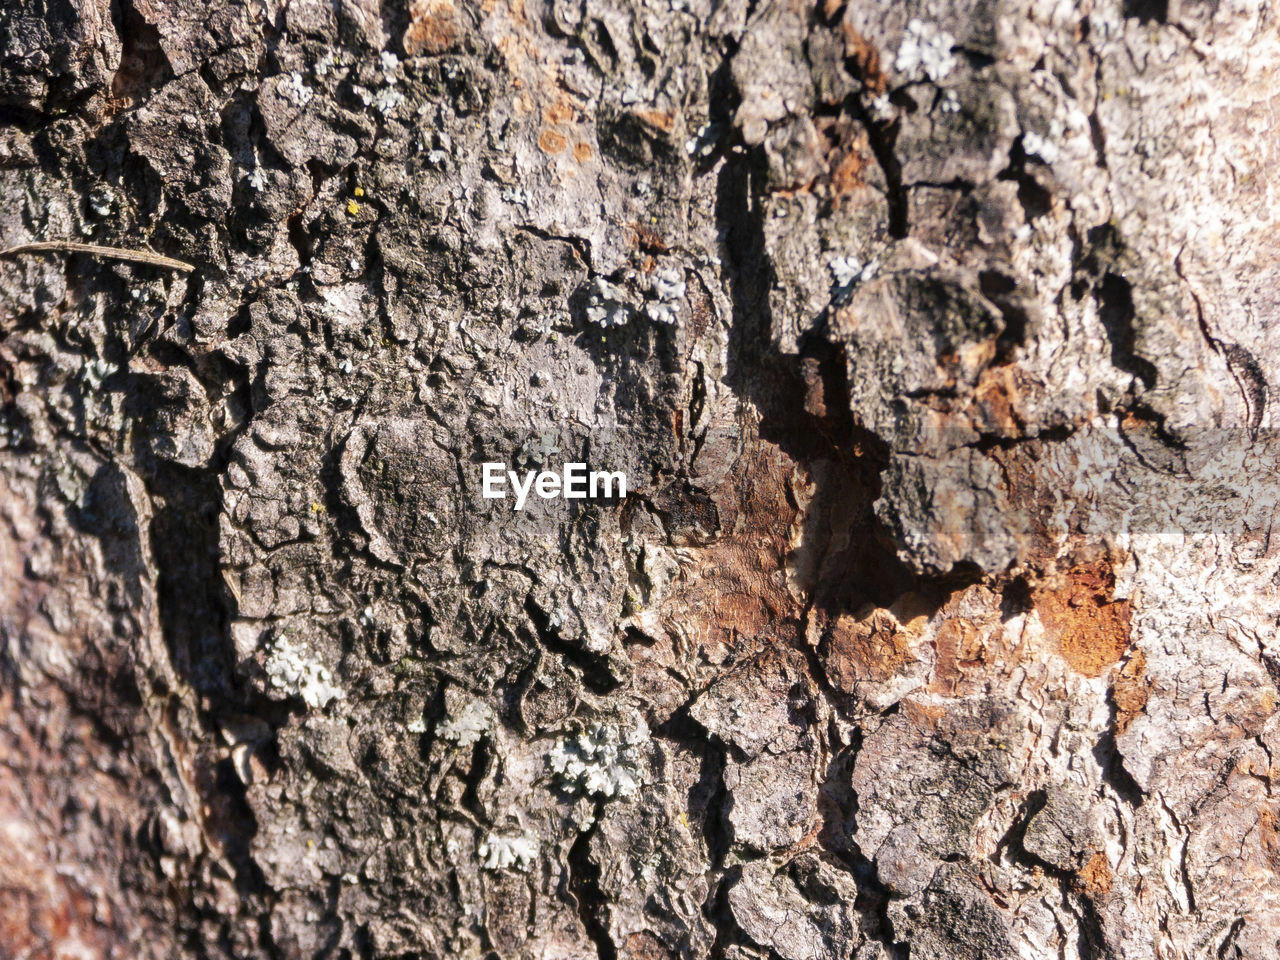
[2,0,1280,958]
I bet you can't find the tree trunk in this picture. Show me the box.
[2,0,1279,957]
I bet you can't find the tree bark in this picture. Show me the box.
[2,0,1279,957]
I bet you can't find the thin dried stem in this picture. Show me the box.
[0,241,194,273]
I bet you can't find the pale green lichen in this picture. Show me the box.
[437,700,493,748]
[646,267,685,324]
[1023,121,1064,164]
[829,255,879,301]
[585,277,631,327]
[548,720,649,798]
[264,636,343,709]
[478,830,539,871]
[894,19,956,83]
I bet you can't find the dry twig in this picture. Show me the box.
[0,241,194,273]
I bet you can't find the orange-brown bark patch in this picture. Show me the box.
[842,27,886,95]
[812,114,872,203]
[628,223,669,254]
[624,931,674,960]
[825,606,916,689]
[665,441,806,651]
[543,100,576,125]
[831,144,868,195]
[635,109,676,134]
[970,365,1027,437]
[1111,648,1148,735]
[901,696,946,729]
[914,585,1006,697]
[0,682,144,957]
[801,356,827,418]
[822,123,875,203]
[1260,807,1280,869]
[573,141,592,163]
[404,0,459,55]
[538,129,568,154]
[1078,852,1113,897]
[930,615,988,695]
[1035,561,1132,678]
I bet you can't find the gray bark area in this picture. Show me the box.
[2,0,1280,957]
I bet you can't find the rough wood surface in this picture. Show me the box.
[2,0,1279,958]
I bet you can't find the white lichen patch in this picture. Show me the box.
[646,302,679,324]
[684,122,719,159]
[828,255,862,287]
[82,358,117,390]
[894,19,957,84]
[478,830,539,871]
[515,430,560,468]
[313,48,343,79]
[87,185,115,218]
[1022,120,1064,164]
[379,51,400,82]
[585,277,631,327]
[548,720,649,798]
[651,268,685,302]
[437,699,493,748]
[350,50,404,116]
[645,268,685,325]
[621,82,644,105]
[828,255,879,296]
[372,86,405,116]
[264,637,343,708]
[500,186,532,207]
[283,71,314,105]
[869,91,895,121]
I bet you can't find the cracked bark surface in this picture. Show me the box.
[2,0,1280,957]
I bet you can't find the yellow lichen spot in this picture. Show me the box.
[354,186,365,197]
[311,501,325,514]
[347,200,360,216]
